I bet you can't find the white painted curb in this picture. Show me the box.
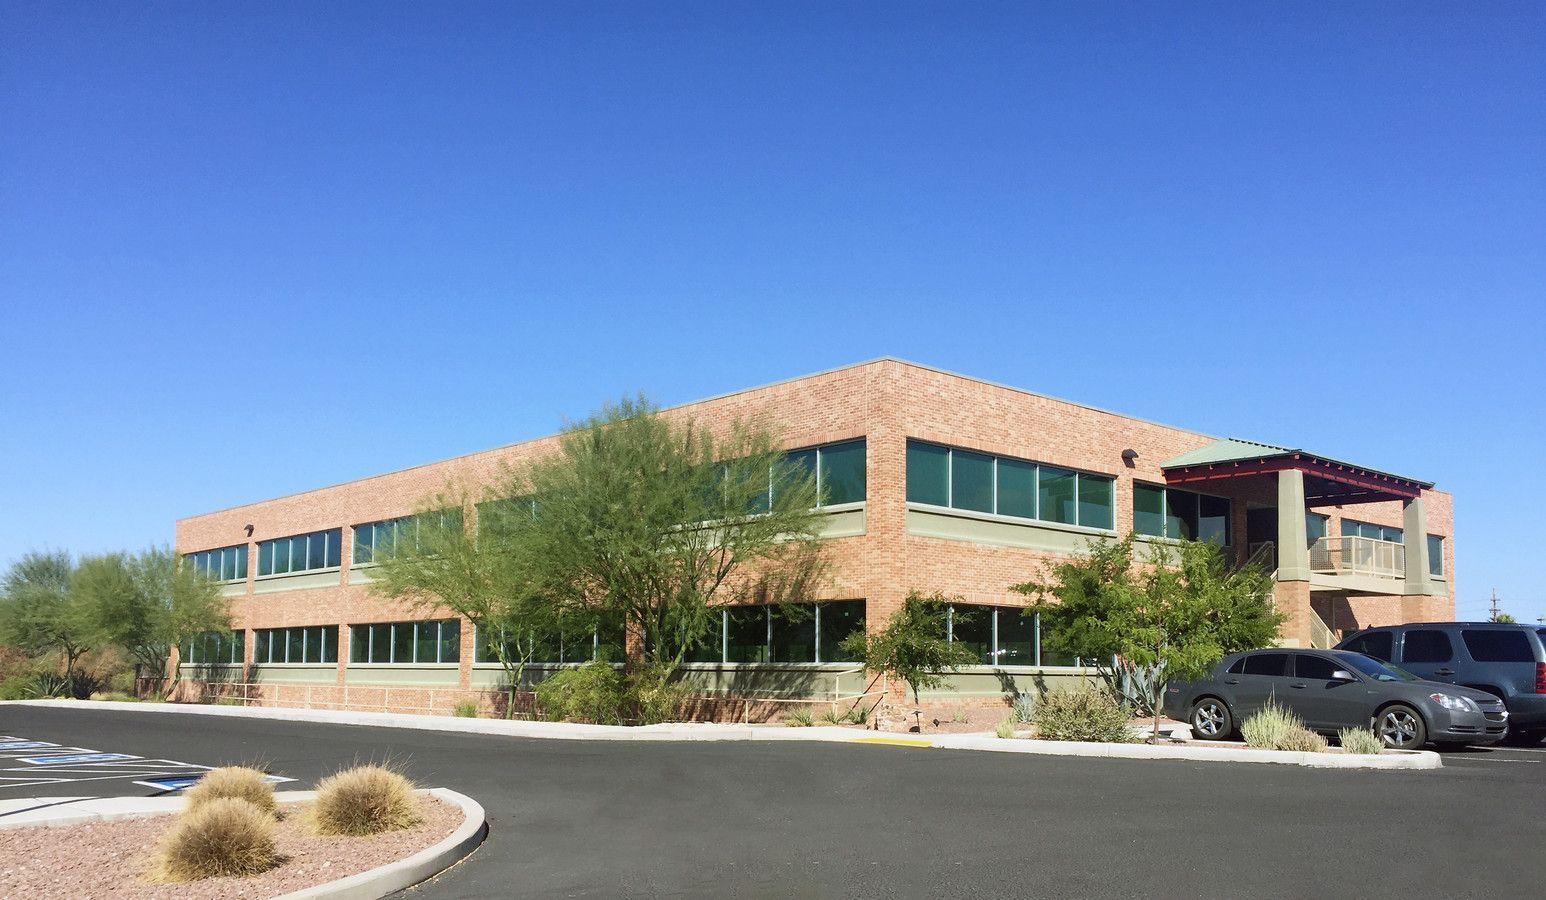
[928,733,1441,769]
[277,788,486,899]
[2,699,1442,769]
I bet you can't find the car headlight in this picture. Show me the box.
[1429,693,1479,713]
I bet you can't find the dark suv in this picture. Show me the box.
[1335,623,1546,745]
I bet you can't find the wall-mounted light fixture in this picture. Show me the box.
[1121,448,1139,467]
[244,524,254,537]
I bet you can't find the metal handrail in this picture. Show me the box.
[1309,535,1405,579]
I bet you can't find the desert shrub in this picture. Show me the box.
[1277,726,1328,753]
[25,673,70,698]
[848,705,870,726]
[453,700,479,718]
[0,676,30,700]
[785,707,815,727]
[535,660,625,724]
[950,705,971,724]
[995,717,1017,740]
[817,707,846,726]
[94,691,139,702]
[1241,699,1301,750]
[1032,687,1134,742]
[185,767,278,816]
[1338,727,1384,755]
[625,664,689,725]
[1012,693,1036,724]
[153,798,277,882]
[108,670,138,694]
[310,765,423,836]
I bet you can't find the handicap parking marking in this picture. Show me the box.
[132,772,294,792]
[0,741,61,751]
[19,752,142,765]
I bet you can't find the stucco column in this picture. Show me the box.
[1276,469,1310,581]
[1403,496,1432,597]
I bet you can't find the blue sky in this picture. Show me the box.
[2,2,1542,621]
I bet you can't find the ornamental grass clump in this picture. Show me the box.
[1338,727,1384,755]
[1031,687,1134,743]
[184,766,277,817]
[785,707,815,727]
[310,765,423,837]
[994,717,1017,740]
[1240,699,1300,749]
[1276,726,1328,753]
[152,798,277,882]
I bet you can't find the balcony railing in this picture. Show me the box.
[1309,535,1406,580]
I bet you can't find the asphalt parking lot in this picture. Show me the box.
[2,705,1542,899]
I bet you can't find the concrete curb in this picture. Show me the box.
[277,788,487,899]
[0,787,487,899]
[3,699,1441,769]
[928,733,1441,769]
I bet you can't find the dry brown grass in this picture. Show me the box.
[184,766,277,816]
[151,797,278,882]
[310,765,424,837]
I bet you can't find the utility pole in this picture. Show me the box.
[1489,588,1501,623]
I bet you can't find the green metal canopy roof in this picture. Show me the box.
[1161,438,1434,494]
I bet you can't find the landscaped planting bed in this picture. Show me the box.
[0,795,462,898]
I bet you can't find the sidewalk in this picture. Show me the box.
[2,699,1440,769]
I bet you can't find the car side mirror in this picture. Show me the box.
[1331,670,1356,682]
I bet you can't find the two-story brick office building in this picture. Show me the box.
[174,358,1454,715]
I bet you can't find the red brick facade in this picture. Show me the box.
[174,359,1454,714]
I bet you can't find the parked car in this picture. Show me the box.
[1336,622,1546,746]
[1166,648,1508,751]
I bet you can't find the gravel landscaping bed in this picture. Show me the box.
[0,795,462,898]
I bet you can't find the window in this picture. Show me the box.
[905,440,1115,530]
[1294,654,1338,681]
[185,545,249,583]
[474,615,621,665]
[1133,485,1231,545]
[996,610,1035,666]
[354,511,463,565]
[1427,535,1444,577]
[257,529,342,576]
[1402,630,1452,664]
[1306,513,1329,548]
[1460,629,1533,663]
[1241,653,1288,676]
[1342,630,1394,662]
[252,626,337,664]
[181,630,245,665]
[948,605,993,665]
[1341,519,1403,543]
[348,619,459,664]
[686,601,867,665]
[765,439,867,509]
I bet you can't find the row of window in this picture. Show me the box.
[350,619,462,664]
[255,626,339,664]
[1340,628,1532,665]
[1340,518,1446,577]
[681,601,866,664]
[1133,484,1230,544]
[906,440,1116,530]
[181,630,246,665]
[256,529,343,576]
[353,510,464,566]
[943,605,1082,667]
[186,545,249,583]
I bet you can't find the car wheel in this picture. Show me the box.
[1375,704,1427,751]
[1502,728,1545,747]
[1190,697,1232,741]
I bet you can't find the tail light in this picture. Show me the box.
[1536,662,1546,694]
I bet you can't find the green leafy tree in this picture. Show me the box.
[368,492,556,717]
[1013,535,1280,742]
[841,591,979,710]
[496,396,829,674]
[1495,612,1516,624]
[75,547,231,681]
[0,550,93,677]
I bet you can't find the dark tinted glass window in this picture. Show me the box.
[906,441,950,506]
[1343,630,1394,662]
[1038,466,1077,525]
[1461,629,1534,663]
[1242,653,1288,676]
[997,608,1035,665]
[1133,485,1165,537]
[1077,475,1115,530]
[951,450,994,513]
[996,458,1037,519]
[820,440,866,505]
[769,605,816,663]
[950,605,992,665]
[820,601,865,663]
[684,612,723,663]
[1227,656,1246,674]
[726,606,768,663]
[1402,630,1453,664]
[1294,654,1338,680]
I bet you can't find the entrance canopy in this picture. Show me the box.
[1161,438,1433,507]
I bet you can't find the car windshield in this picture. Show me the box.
[1341,653,1418,682]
